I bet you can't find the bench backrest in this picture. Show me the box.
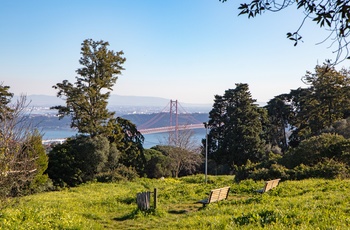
[208,186,230,203]
[263,179,281,192]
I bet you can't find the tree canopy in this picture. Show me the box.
[207,83,268,169]
[220,0,350,63]
[52,39,126,137]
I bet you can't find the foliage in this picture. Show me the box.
[52,39,126,137]
[282,133,348,168]
[236,133,350,181]
[50,39,145,179]
[292,159,350,179]
[264,94,293,152]
[22,130,51,194]
[1,177,350,229]
[220,0,350,63]
[323,117,350,138]
[47,135,120,187]
[114,117,145,174]
[0,83,13,121]
[265,63,350,148]
[234,154,290,182]
[95,164,139,182]
[143,148,171,178]
[152,145,202,178]
[0,91,49,197]
[207,83,268,169]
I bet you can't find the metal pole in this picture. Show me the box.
[204,122,208,183]
[154,188,157,209]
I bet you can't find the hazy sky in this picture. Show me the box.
[0,0,344,105]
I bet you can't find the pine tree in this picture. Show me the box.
[208,83,268,169]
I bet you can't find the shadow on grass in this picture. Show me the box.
[168,203,204,214]
[114,208,159,221]
[113,208,140,221]
[168,209,189,214]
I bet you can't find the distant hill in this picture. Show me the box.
[13,94,212,108]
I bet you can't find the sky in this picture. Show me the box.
[0,0,346,105]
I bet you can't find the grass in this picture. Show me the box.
[1,175,350,229]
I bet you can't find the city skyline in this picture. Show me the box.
[1,0,345,104]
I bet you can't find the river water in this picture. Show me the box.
[42,128,206,149]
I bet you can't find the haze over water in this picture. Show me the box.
[42,128,206,149]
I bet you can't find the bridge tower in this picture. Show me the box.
[169,99,179,145]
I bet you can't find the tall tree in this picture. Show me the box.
[50,39,146,182]
[302,62,350,127]
[207,83,268,169]
[52,39,126,137]
[220,0,350,63]
[280,63,350,147]
[265,94,293,152]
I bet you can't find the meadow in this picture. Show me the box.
[1,175,350,229]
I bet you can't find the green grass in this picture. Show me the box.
[1,175,350,229]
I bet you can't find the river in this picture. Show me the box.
[42,128,206,149]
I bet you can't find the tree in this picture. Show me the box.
[302,62,350,127]
[0,92,49,197]
[220,0,350,63]
[0,83,13,121]
[282,133,348,168]
[22,130,49,194]
[284,63,350,146]
[265,94,293,152]
[207,83,268,169]
[47,135,119,187]
[150,128,203,178]
[143,148,171,178]
[323,117,350,138]
[51,39,145,179]
[115,117,145,173]
[152,145,202,178]
[52,39,126,137]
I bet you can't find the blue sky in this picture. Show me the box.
[0,0,344,104]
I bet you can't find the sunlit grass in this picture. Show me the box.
[1,175,350,229]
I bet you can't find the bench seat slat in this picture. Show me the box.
[257,179,281,193]
[197,186,230,206]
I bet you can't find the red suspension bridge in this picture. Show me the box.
[137,100,206,135]
[42,100,206,145]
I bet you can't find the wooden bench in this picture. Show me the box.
[256,179,281,193]
[197,186,230,207]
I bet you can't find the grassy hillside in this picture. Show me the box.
[1,175,349,229]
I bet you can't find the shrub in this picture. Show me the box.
[47,135,115,187]
[234,153,289,182]
[95,164,139,182]
[281,133,347,168]
[143,149,171,178]
[292,159,350,179]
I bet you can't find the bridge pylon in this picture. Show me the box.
[169,99,178,145]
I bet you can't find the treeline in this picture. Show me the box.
[1,39,350,199]
[0,39,203,198]
[206,63,350,181]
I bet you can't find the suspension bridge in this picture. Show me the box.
[138,99,206,135]
[42,100,207,145]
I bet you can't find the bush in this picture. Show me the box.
[234,153,289,182]
[143,149,171,178]
[47,135,117,187]
[281,133,347,168]
[95,164,139,182]
[292,159,350,179]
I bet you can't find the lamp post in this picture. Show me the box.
[203,122,208,183]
